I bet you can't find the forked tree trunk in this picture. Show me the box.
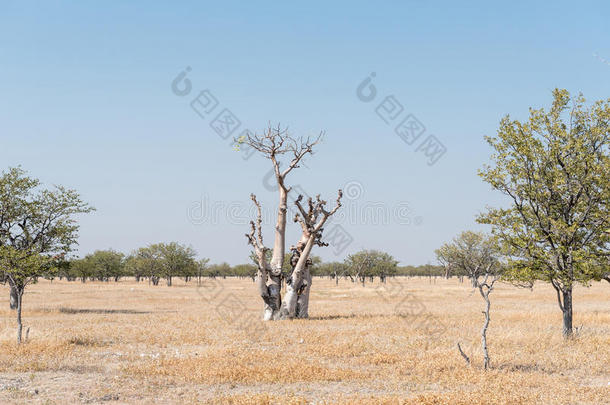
[244,128,339,322]
[281,237,315,319]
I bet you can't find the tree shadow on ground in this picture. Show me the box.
[309,313,414,321]
[58,307,151,314]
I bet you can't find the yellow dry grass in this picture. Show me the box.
[0,277,608,404]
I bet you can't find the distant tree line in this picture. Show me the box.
[55,247,455,286]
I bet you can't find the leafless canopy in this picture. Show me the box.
[292,190,343,249]
[242,124,323,189]
[245,194,266,256]
[242,124,342,320]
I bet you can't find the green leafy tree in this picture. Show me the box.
[134,245,164,285]
[396,265,446,278]
[344,250,398,285]
[0,167,93,343]
[87,250,125,282]
[207,262,231,278]
[478,89,610,337]
[70,256,94,282]
[233,263,257,279]
[196,258,210,285]
[157,242,197,286]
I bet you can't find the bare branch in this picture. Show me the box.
[457,342,471,365]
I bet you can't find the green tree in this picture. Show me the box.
[70,256,94,282]
[233,263,257,279]
[344,250,398,285]
[157,242,197,286]
[133,245,164,285]
[0,167,93,343]
[87,250,125,282]
[196,258,210,285]
[207,262,231,278]
[478,89,610,337]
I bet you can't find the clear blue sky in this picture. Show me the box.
[1,1,609,265]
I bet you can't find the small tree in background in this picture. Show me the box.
[344,250,398,286]
[133,245,164,285]
[479,89,610,337]
[436,231,503,370]
[196,258,210,285]
[87,250,125,282]
[70,256,94,282]
[155,242,197,286]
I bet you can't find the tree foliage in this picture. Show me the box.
[478,89,610,336]
[0,167,93,342]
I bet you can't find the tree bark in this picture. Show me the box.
[480,288,491,370]
[281,236,315,319]
[267,187,288,319]
[9,280,18,310]
[296,266,312,318]
[562,287,573,338]
[257,268,279,321]
[16,288,23,344]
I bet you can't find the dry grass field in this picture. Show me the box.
[0,277,608,404]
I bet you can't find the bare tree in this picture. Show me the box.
[243,125,342,320]
[280,192,342,319]
[436,231,503,370]
[246,194,274,319]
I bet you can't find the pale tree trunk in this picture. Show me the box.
[257,268,276,321]
[281,236,315,318]
[296,266,312,318]
[247,194,277,320]
[267,187,287,319]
